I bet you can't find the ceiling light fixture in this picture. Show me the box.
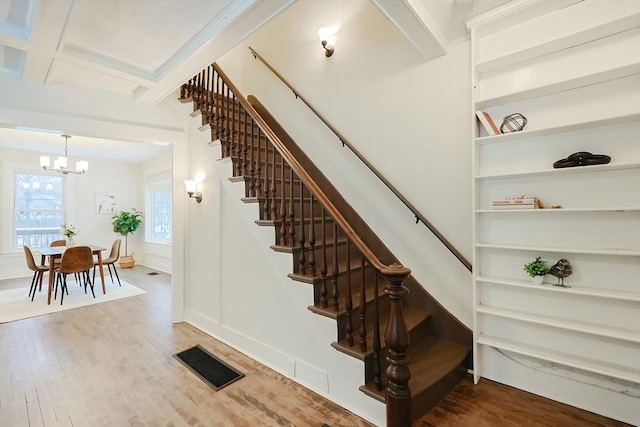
[40,134,89,175]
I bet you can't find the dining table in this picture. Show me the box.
[37,245,107,305]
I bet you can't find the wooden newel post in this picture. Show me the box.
[382,262,412,427]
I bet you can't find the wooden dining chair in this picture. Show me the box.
[54,246,95,305]
[93,239,121,286]
[51,239,83,285]
[24,245,49,302]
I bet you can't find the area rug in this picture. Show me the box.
[0,280,146,323]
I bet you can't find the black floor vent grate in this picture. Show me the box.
[174,345,244,391]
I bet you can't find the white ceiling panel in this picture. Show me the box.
[63,0,233,72]
[48,59,140,94]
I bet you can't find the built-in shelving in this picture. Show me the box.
[476,64,640,110]
[474,2,640,73]
[476,207,640,213]
[476,334,640,384]
[469,3,640,422]
[476,276,640,302]
[475,162,640,180]
[475,243,640,257]
[475,113,640,146]
[477,305,640,343]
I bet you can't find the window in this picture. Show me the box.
[14,172,64,248]
[150,190,172,242]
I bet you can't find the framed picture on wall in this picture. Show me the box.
[96,193,116,214]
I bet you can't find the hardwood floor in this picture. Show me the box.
[0,266,630,427]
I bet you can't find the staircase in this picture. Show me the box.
[179,63,471,426]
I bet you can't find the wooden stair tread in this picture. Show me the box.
[360,336,469,403]
[287,258,369,284]
[270,237,348,254]
[331,307,429,360]
[308,281,387,320]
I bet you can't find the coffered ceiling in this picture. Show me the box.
[0,0,512,161]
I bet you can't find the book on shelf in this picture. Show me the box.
[492,204,536,210]
[476,110,501,136]
[492,198,535,205]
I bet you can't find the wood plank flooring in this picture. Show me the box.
[0,266,630,427]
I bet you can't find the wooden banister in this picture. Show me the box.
[248,46,472,272]
[213,63,389,273]
[182,63,418,427]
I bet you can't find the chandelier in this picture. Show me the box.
[39,134,89,175]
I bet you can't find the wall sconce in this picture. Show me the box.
[318,27,336,57]
[184,180,202,203]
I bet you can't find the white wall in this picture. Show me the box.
[217,0,473,326]
[0,146,146,279]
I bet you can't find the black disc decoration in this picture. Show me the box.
[553,152,611,168]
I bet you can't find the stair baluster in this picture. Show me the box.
[263,132,270,220]
[234,93,243,177]
[359,257,367,352]
[207,68,214,127]
[331,223,339,311]
[225,84,232,157]
[298,180,306,274]
[254,129,262,198]
[308,194,316,275]
[248,121,256,197]
[345,240,353,347]
[270,151,277,221]
[288,166,295,247]
[320,209,328,308]
[279,156,287,245]
[241,109,249,180]
[213,74,220,137]
[373,273,382,391]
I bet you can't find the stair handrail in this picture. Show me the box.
[213,63,389,273]
[248,47,471,272]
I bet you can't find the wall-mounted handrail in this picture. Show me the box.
[248,47,472,272]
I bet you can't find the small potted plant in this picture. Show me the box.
[111,208,143,268]
[523,256,549,284]
[61,223,77,246]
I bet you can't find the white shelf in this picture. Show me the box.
[477,305,640,343]
[476,276,640,302]
[476,63,640,110]
[475,113,640,146]
[477,334,640,384]
[475,243,640,257]
[476,207,640,213]
[475,162,640,180]
[474,5,640,74]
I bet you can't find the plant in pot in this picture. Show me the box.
[523,256,550,284]
[112,208,143,269]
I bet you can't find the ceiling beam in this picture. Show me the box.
[22,0,73,83]
[369,0,448,60]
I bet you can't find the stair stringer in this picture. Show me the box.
[185,134,386,425]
